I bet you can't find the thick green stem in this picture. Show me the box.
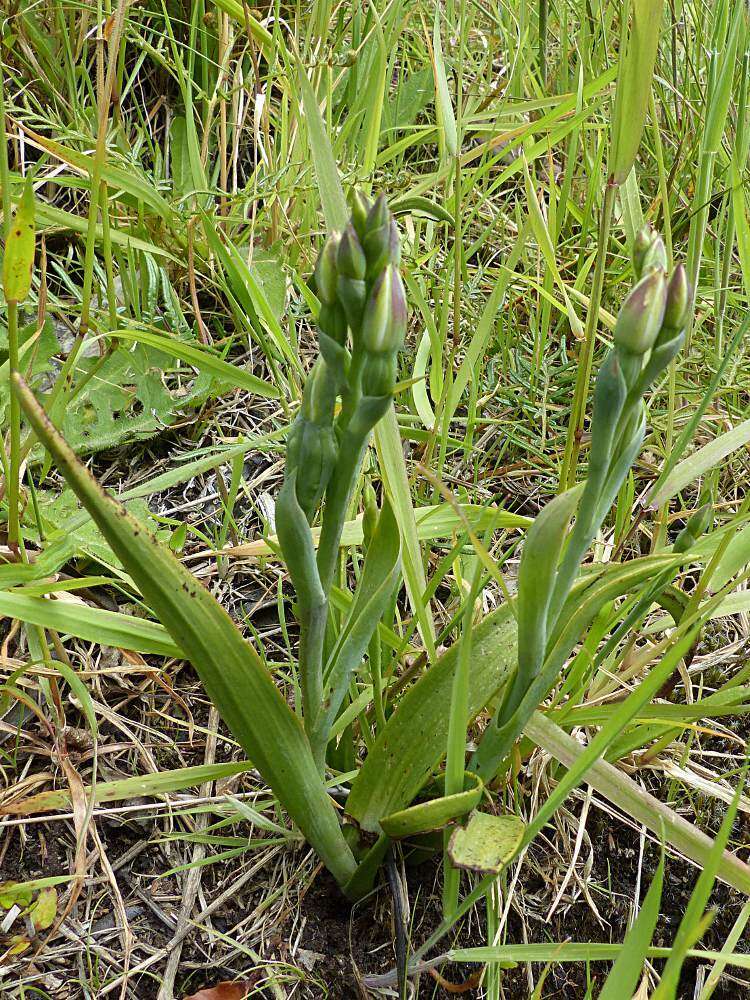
[316,419,372,595]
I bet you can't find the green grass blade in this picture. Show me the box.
[107,328,281,398]
[598,853,664,1000]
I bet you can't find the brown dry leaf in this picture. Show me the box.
[182,983,252,1000]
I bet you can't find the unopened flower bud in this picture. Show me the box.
[633,226,653,278]
[361,267,407,354]
[614,270,667,356]
[674,502,712,553]
[662,264,691,331]
[362,352,397,398]
[318,301,348,346]
[350,190,372,239]
[337,224,366,280]
[364,218,400,279]
[287,420,338,520]
[365,193,390,235]
[362,481,378,547]
[314,233,340,306]
[640,235,667,275]
[302,359,336,427]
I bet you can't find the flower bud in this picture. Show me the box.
[337,224,366,280]
[674,502,712,553]
[364,218,400,279]
[633,226,653,278]
[640,235,667,275]
[361,266,407,354]
[662,264,691,331]
[288,421,338,520]
[301,359,336,427]
[349,190,372,239]
[362,352,397,398]
[314,233,340,306]
[365,193,390,235]
[614,269,667,356]
[362,480,378,548]
[318,301,348,346]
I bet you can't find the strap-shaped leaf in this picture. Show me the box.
[13,375,357,888]
[3,178,35,303]
[379,771,483,839]
[511,486,581,710]
[317,498,400,741]
[346,605,517,833]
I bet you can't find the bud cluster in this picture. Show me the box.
[613,225,691,371]
[284,192,407,523]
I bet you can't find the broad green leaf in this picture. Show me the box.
[205,502,529,559]
[107,328,280,398]
[346,605,517,832]
[708,520,750,593]
[380,772,483,838]
[13,375,357,889]
[448,811,525,874]
[610,0,664,184]
[516,487,580,688]
[2,177,35,303]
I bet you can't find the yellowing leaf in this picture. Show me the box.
[30,887,57,931]
[3,178,36,303]
[448,811,526,874]
[0,882,33,909]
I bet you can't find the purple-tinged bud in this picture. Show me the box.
[614,269,667,356]
[640,234,667,275]
[314,233,340,306]
[350,190,372,239]
[663,264,691,330]
[337,223,366,280]
[633,225,653,278]
[361,266,407,354]
[674,501,712,553]
[364,218,401,279]
[365,193,390,235]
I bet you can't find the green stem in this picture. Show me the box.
[442,561,482,917]
[317,418,372,595]
[7,300,20,548]
[560,180,616,489]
